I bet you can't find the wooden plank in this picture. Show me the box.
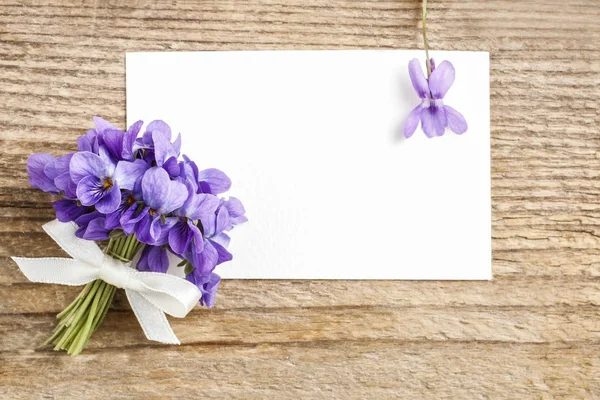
[1,276,599,314]
[0,342,598,399]
[1,306,599,352]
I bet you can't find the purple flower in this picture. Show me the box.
[179,155,231,195]
[120,167,187,244]
[197,168,231,195]
[219,197,248,230]
[77,116,116,154]
[27,154,59,194]
[74,212,109,240]
[404,59,468,138]
[53,199,91,223]
[102,121,143,162]
[183,199,242,278]
[52,153,78,199]
[69,147,148,214]
[137,245,169,273]
[168,181,220,256]
[186,272,221,308]
[136,121,181,176]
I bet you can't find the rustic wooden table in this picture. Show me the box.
[1,0,599,398]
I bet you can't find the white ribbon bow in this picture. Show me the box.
[11,219,202,344]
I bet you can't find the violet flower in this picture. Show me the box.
[120,167,187,244]
[186,272,221,308]
[168,181,220,256]
[69,147,148,214]
[27,153,59,194]
[404,58,468,138]
[74,212,109,240]
[184,199,241,279]
[137,245,169,273]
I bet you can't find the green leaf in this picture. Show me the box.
[184,262,195,275]
[177,259,187,267]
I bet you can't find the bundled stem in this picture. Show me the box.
[44,234,143,356]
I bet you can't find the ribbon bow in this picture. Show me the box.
[11,219,202,344]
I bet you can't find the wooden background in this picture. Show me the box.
[1,0,599,398]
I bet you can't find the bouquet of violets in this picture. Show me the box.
[23,117,246,355]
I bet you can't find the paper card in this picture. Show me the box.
[126,50,491,280]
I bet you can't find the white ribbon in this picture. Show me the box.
[11,219,202,345]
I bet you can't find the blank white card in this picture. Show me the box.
[126,50,491,279]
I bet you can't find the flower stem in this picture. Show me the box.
[422,0,431,78]
[44,234,142,356]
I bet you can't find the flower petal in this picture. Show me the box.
[135,213,155,244]
[186,193,220,221]
[212,232,231,248]
[53,199,89,222]
[190,220,205,253]
[55,153,74,175]
[27,153,58,193]
[123,120,143,161]
[199,273,220,308]
[444,105,468,134]
[428,60,455,99]
[161,180,188,214]
[102,129,125,161]
[169,220,193,254]
[163,157,180,177]
[137,245,169,273]
[74,212,108,240]
[172,133,182,155]
[152,130,176,167]
[191,241,219,275]
[55,171,77,198]
[81,217,109,240]
[141,167,171,211]
[211,239,233,265]
[93,116,117,134]
[77,130,96,153]
[43,159,60,181]
[215,206,230,236]
[114,159,149,190]
[76,175,105,206]
[408,58,429,99]
[142,166,187,214]
[223,197,246,220]
[404,104,423,138]
[120,204,150,235]
[98,145,117,175]
[70,151,106,183]
[95,182,122,214]
[149,216,178,246]
[421,106,447,138]
[197,168,232,194]
[146,120,172,141]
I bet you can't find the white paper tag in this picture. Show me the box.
[126,50,491,280]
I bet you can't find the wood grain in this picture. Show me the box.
[0,0,599,398]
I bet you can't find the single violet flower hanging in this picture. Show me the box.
[404,59,468,138]
[404,0,467,139]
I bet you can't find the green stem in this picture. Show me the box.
[44,233,143,356]
[422,0,431,78]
